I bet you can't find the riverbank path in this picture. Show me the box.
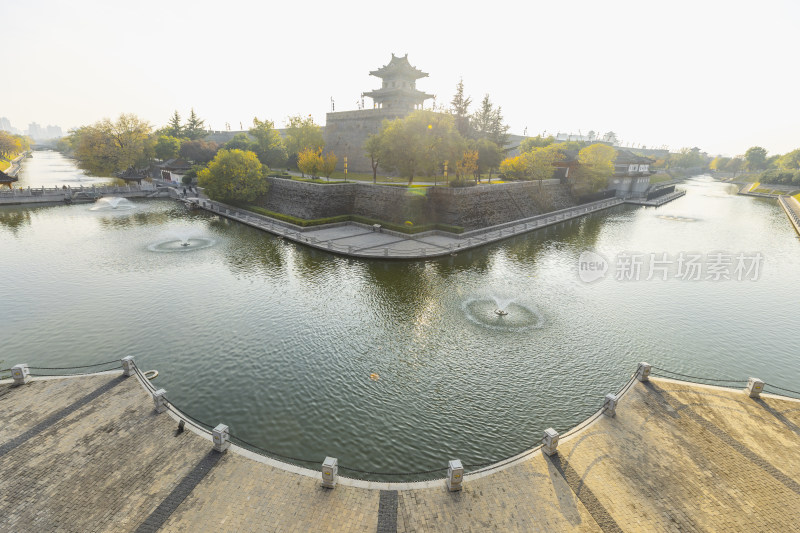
[2,368,799,531]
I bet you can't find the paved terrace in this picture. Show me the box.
[779,195,800,235]
[191,197,630,260]
[2,367,800,532]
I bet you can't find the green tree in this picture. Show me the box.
[669,147,706,169]
[154,135,181,160]
[778,148,800,170]
[69,113,153,175]
[197,149,268,204]
[377,110,466,185]
[363,134,382,183]
[284,114,324,164]
[475,138,504,182]
[249,117,287,168]
[470,94,509,147]
[709,156,730,171]
[572,144,616,192]
[224,132,251,151]
[520,135,554,152]
[166,111,182,138]
[723,157,744,177]
[449,78,472,137]
[744,146,768,171]
[183,108,206,140]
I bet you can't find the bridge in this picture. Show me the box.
[0,183,169,206]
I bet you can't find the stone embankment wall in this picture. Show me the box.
[257,178,577,231]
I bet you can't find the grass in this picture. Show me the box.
[649,175,673,184]
[749,182,760,192]
[793,192,800,202]
[244,205,464,234]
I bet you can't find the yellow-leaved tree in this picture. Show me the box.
[573,144,616,192]
[297,148,322,178]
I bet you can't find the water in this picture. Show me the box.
[15,149,111,188]
[2,151,799,478]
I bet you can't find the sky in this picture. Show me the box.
[3,0,799,156]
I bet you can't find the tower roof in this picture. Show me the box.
[370,53,429,80]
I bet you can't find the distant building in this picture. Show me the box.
[45,125,63,139]
[323,54,435,173]
[27,122,45,140]
[0,117,11,132]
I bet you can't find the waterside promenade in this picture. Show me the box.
[2,367,799,532]
[0,183,166,205]
[192,197,628,260]
[779,195,800,235]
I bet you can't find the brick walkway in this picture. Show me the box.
[1,372,799,532]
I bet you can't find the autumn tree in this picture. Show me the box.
[363,134,382,183]
[320,151,338,180]
[69,114,153,175]
[249,117,287,168]
[455,150,478,184]
[520,135,554,151]
[572,144,616,192]
[0,131,22,160]
[450,78,472,137]
[297,148,322,178]
[285,114,324,165]
[198,149,267,204]
[183,108,206,140]
[154,135,181,160]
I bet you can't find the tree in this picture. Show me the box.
[778,149,800,170]
[363,134,382,183]
[572,144,616,192]
[475,138,503,182]
[470,94,509,147]
[450,78,472,137]
[377,110,466,185]
[321,151,338,180]
[0,131,22,160]
[166,111,182,138]
[669,147,706,169]
[297,148,322,178]
[723,157,744,177]
[154,135,181,161]
[744,146,768,171]
[69,113,153,175]
[224,132,251,151]
[520,135,554,151]
[180,140,219,164]
[249,117,287,168]
[284,114,324,164]
[183,108,206,140]
[709,156,730,171]
[499,156,526,180]
[197,149,267,204]
[455,150,478,184]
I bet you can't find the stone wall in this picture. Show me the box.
[323,109,405,174]
[257,178,577,230]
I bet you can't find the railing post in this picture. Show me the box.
[152,389,168,413]
[321,456,338,488]
[121,356,135,377]
[446,459,464,491]
[212,424,230,452]
[747,378,764,398]
[636,362,651,382]
[11,364,31,385]
[542,428,559,456]
[603,393,619,417]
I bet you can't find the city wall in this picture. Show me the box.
[257,178,577,231]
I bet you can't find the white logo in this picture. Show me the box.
[578,251,608,283]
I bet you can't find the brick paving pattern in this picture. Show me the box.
[1,372,799,532]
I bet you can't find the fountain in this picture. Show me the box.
[148,230,216,252]
[90,197,135,211]
[463,295,543,331]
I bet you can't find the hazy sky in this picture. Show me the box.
[4,0,798,156]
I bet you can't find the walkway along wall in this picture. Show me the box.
[257,178,577,231]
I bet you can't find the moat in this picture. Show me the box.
[1,151,799,476]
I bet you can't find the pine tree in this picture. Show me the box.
[166,111,182,138]
[450,78,472,137]
[184,108,206,140]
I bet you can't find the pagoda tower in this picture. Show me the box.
[363,54,434,112]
